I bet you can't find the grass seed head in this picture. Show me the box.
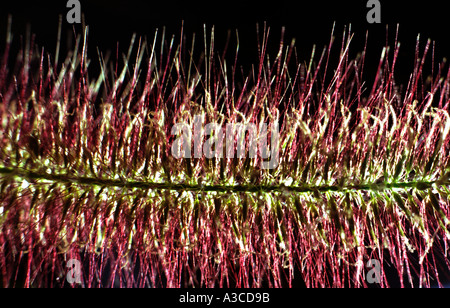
[1,19,450,288]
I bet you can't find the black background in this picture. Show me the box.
[1,0,449,87]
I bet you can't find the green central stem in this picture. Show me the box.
[0,167,436,193]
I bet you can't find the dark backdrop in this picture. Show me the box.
[0,1,449,87]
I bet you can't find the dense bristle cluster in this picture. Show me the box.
[1,21,450,287]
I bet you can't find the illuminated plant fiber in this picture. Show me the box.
[1,21,450,287]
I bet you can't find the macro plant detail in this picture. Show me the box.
[0,19,450,288]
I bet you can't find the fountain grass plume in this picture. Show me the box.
[1,18,450,287]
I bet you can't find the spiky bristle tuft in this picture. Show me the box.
[1,21,450,288]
